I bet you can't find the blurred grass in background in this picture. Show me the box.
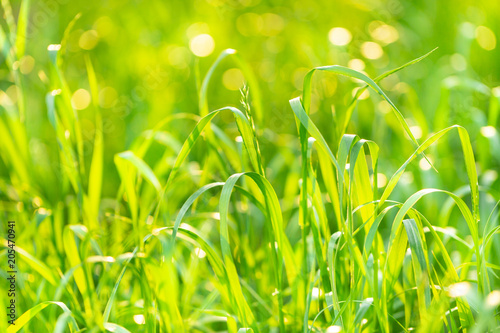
[1,0,500,332]
[3,0,500,198]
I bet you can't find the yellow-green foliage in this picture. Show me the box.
[0,0,499,332]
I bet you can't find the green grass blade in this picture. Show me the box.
[402,219,431,320]
[7,301,78,333]
[85,54,103,226]
[15,0,30,59]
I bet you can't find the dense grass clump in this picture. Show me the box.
[1,0,500,332]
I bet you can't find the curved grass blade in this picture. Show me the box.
[7,301,78,333]
[102,248,138,323]
[199,49,262,122]
[342,48,438,134]
[85,54,103,227]
[15,0,30,59]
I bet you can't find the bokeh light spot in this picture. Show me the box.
[419,156,433,171]
[186,22,210,39]
[133,314,145,324]
[292,68,309,90]
[369,22,399,44]
[377,173,387,188]
[328,27,352,46]
[222,68,245,91]
[167,46,191,69]
[476,26,496,50]
[326,326,342,333]
[261,13,285,36]
[79,30,99,50]
[237,13,263,36]
[450,53,467,71]
[99,87,118,109]
[71,89,91,110]
[480,125,496,138]
[448,282,471,297]
[6,85,19,104]
[352,87,370,100]
[348,58,365,71]
[410,125,423,139]
[19,55,35,75]
[94,16,114,38]
[486,290,500,308]
[189,34,215,57]
[361,42,383,59]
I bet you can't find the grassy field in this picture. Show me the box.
[1,0,500,332]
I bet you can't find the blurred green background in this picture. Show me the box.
[4,0,498,201]
[1,0,500,331]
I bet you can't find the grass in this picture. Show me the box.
[1,0,500,332]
